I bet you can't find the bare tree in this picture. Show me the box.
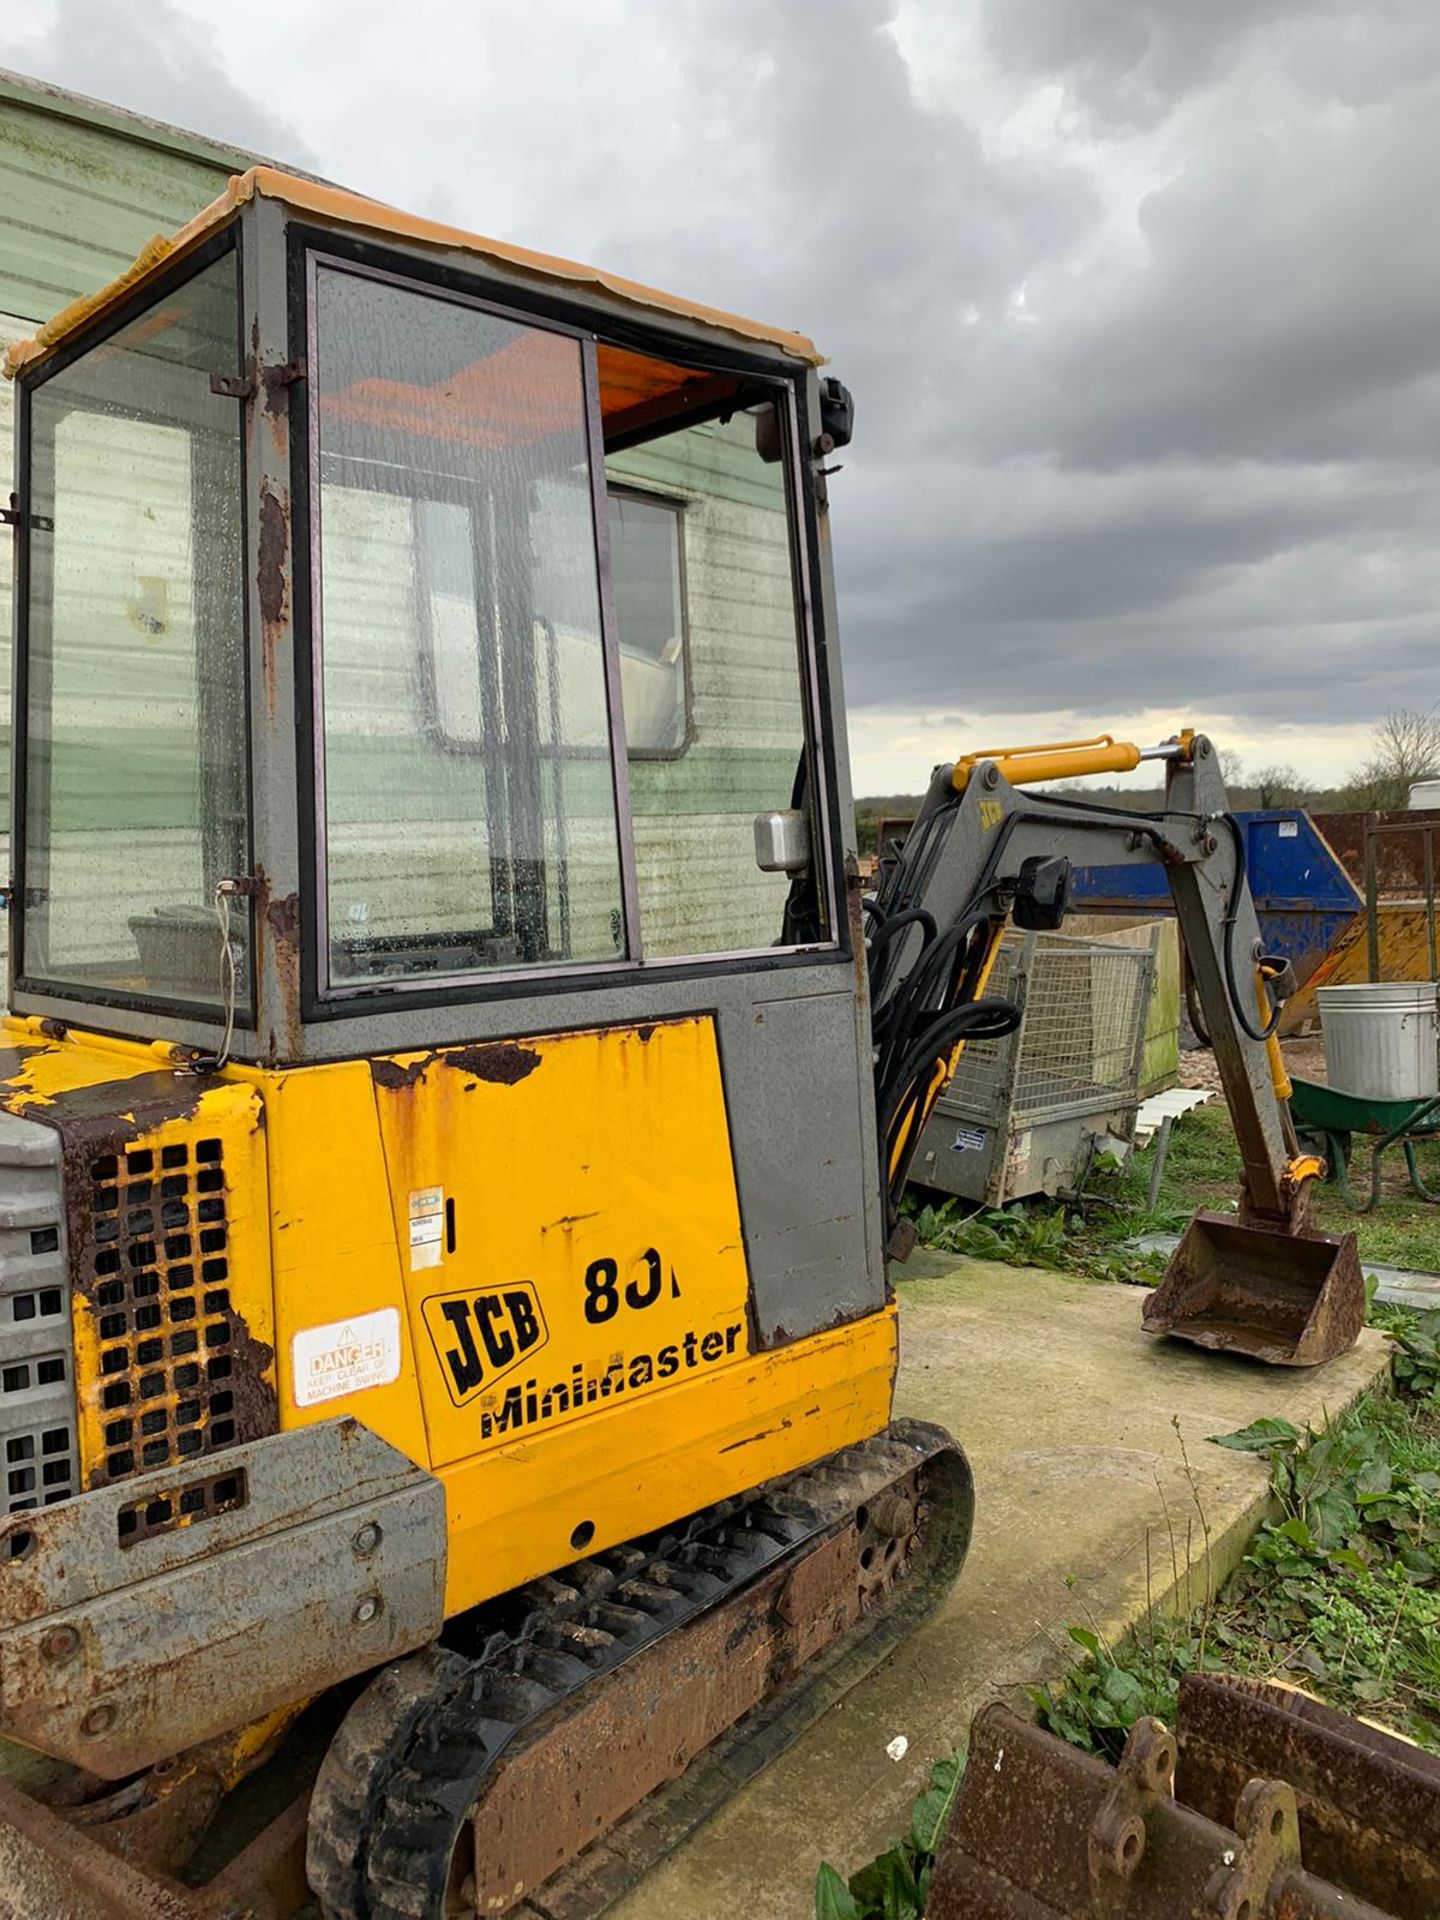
[1218,747,1246,792]
[1252,763,1301,808]
[1341,709,1440,810]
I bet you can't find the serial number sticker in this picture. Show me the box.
[1278,819,1299,838]
[292,1306,402,1408]
[409,1186,445,1271]
[951,1126,987,1153]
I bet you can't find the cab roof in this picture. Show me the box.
[2,165,823,381]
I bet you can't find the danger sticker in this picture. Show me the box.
[292,1307,402,1408]
[409,1186,445,1271]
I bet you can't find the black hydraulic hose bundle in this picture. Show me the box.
[867,891,1021,1231]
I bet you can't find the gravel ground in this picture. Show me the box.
[1178,1034,1328,1091]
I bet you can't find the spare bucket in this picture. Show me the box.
[1318,980,1439,1103]
[1142,1209,1365,1366]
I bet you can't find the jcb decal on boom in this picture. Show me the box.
[422,1284,549,1407]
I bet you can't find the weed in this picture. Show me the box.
[813,1753,963,1920]
[1034,1386,1440,1759]
[1379,1307,1440,1398]
[902,1191,1169,1288]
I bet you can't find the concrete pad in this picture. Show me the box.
[614,1255,1391,1920]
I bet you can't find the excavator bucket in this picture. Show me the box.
[1141,1209,1365,1367]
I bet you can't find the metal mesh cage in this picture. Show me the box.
[945,929,1155,1126]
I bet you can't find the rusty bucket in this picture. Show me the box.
[1141,1210,1365,1367]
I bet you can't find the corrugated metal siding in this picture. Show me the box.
[0,91,234,323]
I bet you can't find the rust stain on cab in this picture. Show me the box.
[256,484,289,722]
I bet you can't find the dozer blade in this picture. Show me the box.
[0,1423,972,1920]
[1141,1208,1365,1366]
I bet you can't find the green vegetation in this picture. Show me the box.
[813,1756,963,1920]
[1034,1375,1440,1758]
[1118,1101,1440,1272]
[904,1191,1171,1287]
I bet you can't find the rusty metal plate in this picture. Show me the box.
[929,1703,1394,1920]
[1176,1673,1440,1918]
[0,1417,444,1778]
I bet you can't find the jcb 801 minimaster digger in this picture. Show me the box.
[0,171,1362,1918]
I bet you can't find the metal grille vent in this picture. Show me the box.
[87,1136,243,1484]
[0,1110,76,1556]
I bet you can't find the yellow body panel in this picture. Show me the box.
[0,1013,894,1621]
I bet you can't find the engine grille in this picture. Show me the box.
[0,1111,77,1556]
[86,1134,245,1484]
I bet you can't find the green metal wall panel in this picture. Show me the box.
[0,83,240,323]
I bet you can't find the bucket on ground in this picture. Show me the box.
[1142,1209,1365,1367]
[1318,980,1439,1103]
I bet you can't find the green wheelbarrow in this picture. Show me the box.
[1289,1075,1440,1213]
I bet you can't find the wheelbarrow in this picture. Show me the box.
[1289,1075,1440,1213]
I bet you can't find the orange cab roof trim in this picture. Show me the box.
[1,165,824,382]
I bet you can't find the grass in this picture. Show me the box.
[903,1098,1440,1281]
[815,1342,1440,1918]
[1127,1101,1440,1272]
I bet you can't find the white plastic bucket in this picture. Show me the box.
[1317,981,1440,1102]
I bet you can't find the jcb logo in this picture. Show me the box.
[422,1284,548,1407]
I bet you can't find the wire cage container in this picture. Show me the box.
[912,926,1160,1207]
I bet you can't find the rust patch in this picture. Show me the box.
[466,1526,862,1915]
[256,484,289,721]
[0,1043,43,1092]
[227,1308,279,1446]
[370,1055,436,1092]
[445,1042,542,1085]
[255,876,302,1063]
[635,1023,656,1043]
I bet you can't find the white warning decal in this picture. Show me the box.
[409,1186,445,1271]
[292,1306,402,1408]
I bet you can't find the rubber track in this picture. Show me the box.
[308,1421,971,1920]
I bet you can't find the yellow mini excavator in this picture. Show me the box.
[0,171,1362,1918]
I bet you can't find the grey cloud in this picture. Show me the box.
[967,109,1440,473]
[980,0,1350,131]
[0,0,318,169]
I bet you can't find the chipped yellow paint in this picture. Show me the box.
[0,1016,895,1620]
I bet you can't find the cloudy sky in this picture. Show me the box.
[5,0,1438,794]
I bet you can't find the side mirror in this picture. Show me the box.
[753,809,811,875]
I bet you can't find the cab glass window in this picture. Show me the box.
[312,264,626,984]
[309,256,830,989]
[607,407,819,960]
[21,244,250,1014]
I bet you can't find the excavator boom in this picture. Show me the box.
[867,729,1365,1366]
